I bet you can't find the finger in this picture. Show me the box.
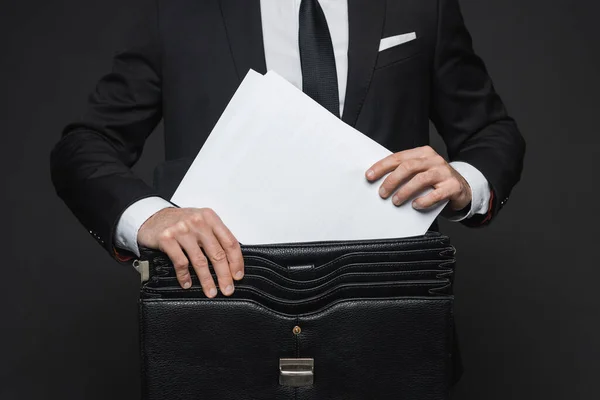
[413,178,463,209]
[365,145,435,181]
[211,219,245,281]
[378,158,436,199]
[158,237,192,290]
[392,169,443,206]
[177,235,218,298]
[197,231,235,296]
[412,186,452,210]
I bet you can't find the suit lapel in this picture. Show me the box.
[342,0,386,126]
[219,0,267,80]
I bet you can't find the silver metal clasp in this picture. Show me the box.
[279,358,314,387]
[133,260,150,283]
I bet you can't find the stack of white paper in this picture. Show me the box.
[171,70,446,245]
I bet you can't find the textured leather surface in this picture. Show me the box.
[139,232,456,399]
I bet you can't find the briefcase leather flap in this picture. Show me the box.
[140,296,453,400]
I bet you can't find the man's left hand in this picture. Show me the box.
[365,145,472,211]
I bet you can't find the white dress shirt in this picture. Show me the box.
[114,0,491,256]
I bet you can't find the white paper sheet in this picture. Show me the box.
[171,70,447,244]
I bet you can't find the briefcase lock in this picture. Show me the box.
[279,358,314,387]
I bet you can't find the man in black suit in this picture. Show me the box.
[50,0,525,299]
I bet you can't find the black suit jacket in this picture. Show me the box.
[50,0,525,260]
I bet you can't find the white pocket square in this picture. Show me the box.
[379,32,417,52]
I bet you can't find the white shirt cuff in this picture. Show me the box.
[444,161,491,222]
[114,196,174,256]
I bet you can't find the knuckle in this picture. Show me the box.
[221,237,239,251]
[175,263,189,276]
[418,170,430,182]
[175,257,189,268]
[176,221,190,234]
[422,145,434,154]
[416,172,429,184]
[400,161,414,173]
[210,249,228,263]
[191,254,209,268]
[158,229,174,242]
[381,179,394,192]
[428,168,441,181]
[189,212,205,225]
[201,208,216,218]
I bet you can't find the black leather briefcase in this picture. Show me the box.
[137,231,457,400]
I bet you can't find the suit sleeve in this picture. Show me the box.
[429,0,526,226]
[50,0,162,260]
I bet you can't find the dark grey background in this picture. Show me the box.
[1,0,599,399]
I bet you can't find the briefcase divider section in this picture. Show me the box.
[279,358,314,387]
[140,258,455,289]
[242,248,454,275]
[137,237,456,285]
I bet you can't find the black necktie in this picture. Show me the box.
[299,0,340,117]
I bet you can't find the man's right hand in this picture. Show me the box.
[137,207,244,297]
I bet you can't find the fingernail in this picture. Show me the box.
[412,201,422,210]
[379,187,387,197]
[209,287,218,298]
[225,285,234,295]
[183,281,191,289]
[366,170,375,179]
[235,271,244,280]
[393,196,400,206]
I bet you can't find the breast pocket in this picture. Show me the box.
[374,36,423,70]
